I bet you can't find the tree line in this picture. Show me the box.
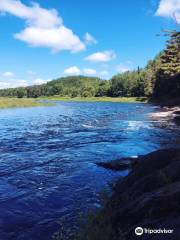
[0,30,179,99]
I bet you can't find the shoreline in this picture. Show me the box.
[39,96,148,103]
[79,148,180,240]
[0,97,148,109]
[1,96,180,108]
[149,106,180,124]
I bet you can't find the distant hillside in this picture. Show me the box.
[0,76,110,98]
[46,76,108,97]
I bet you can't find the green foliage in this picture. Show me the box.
[17,88,26,98]
[0,74,146,99]
[96,81,111,97]
[153,30,180,98]
[160,30,180,76]
[0,76,103,99]
[144,53,163,96]
[109,70,145,97]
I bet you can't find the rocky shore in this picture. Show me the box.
[149,106,180,125]
[90,148,180,240]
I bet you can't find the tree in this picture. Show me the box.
[71,88,79,98]
[160,30,180,76]
[17,89,25,98]
[144,53,162,97]
[96,81,110,96]
[153,30,180,98]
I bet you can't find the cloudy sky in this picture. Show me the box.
[0,0,179,88]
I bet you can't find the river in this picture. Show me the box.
[0,101,180,239]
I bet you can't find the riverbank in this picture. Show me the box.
[150,96,180,108]
[0,98,48,108]
[149,106,180,124]
[39,96,148,103]
[79,148,180,240]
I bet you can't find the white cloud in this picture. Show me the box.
[0,82,11,89]
[2,71,15,77]
[33,78,49,85]
[85,50,116,62]
[83,68,97,75]
[64,66,81,75]
[15,80,28,87]
[0,0,61,28]
[156,0,180,23]
[63,67,97,76]
[100,70,109,76]
[15,26,85,53]
[0,79,28,89]
[116,60,133,73]
[0,0,85,53]
[84,33,97,45]
[116,64,131,73]
[0,75,50,89]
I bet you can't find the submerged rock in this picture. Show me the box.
[91,148,180,240]
[174,115,180,125]
[96,157,138,171]
[174,110,180,115]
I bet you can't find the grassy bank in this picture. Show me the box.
[0,98,48,109]
[0,96,148,109]
[39,96,148,103]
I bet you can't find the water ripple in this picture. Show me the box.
[0,102,180,239]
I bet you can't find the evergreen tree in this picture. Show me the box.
[160,30,180,76]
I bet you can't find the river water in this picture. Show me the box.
[0,102,180,239]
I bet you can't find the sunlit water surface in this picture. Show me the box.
[0,102,180,239]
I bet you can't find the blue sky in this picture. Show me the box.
[0,0,179,88]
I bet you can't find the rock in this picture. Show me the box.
[92,148,180,240]
[96,157,138,171]
[148,107,180,123]
[174,110,180,115]
[174,115,180,125]
[174,115,180,121]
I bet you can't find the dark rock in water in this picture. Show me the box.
[174,115,180,125]
[92,148,180,240]
[174,110,180,115]
[96,157,138,171]
[174,115,180,122]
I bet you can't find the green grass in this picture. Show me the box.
[0,97,49,109]
[0,96,148,109]
[39,96,148,103]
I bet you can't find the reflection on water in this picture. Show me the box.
[0,102,179,239]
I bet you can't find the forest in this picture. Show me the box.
[0,30,179,101]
